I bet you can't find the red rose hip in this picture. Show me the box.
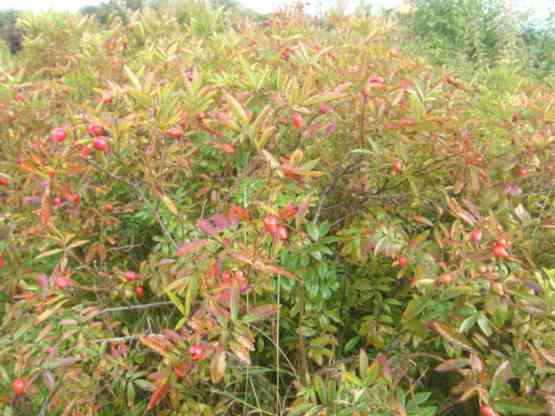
[189,344,205,361]
[12,378,25,396]
[124,271,139,281]
[263,216,279,233]
[292,112,304,129]
[135,286,144,299]
[274,225,288,241]
[166,127,183,139]
[471,228,482,242]
[81,146,91,159]
[93,137,109,152]
[51,127,67,143]
[87,123,104,137]
[493,245,509,258]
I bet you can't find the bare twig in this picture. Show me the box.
[99,301,173,314]
[87,159,178,249]
[314,159,361,223]
[93,333,162,343]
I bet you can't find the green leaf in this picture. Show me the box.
[343,336,362,353]
[359,349,369,379]
[490,361,510,398]
[307,222,319,241]
[493,397,545,415]
[124,65,142,90]
[477,313,492,337]
[288,404,318,416]
[161,195,178,216]
[429,321,477,353]
[459,315,477,333]
[165,288,187,317]
[35,248,64,260]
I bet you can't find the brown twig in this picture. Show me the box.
[93,333,162,343]
[87,159,178,249]
[99,301,173,314]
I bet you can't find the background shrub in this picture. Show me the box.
[0,1,554,415]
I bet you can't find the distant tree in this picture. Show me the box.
[80,0,149,24]
[0,9,22,54]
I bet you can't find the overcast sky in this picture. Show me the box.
[0,0,553,19]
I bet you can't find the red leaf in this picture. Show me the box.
[147,378,170,410]
[176,239,210,257]
[211,214,229,230]
[197,219,218,236]
[211,141,236,153]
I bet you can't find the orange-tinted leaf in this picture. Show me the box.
[147,378,171,411]
[139,335,174,357]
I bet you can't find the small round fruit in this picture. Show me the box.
[101,92,113,105]
[471,228,482,242]
[274,225,289,241]
[135,286,144,299]
[292,112,304,129]
[124,271,139,282]
[495,238,509,248]
[263,215,279,233]
[479,405,497,416]
[51,127,67,143]
[392,160,403,173]
[493,246,509,258]
[53,197,62,208]
[103,203,113,213]
[12,378,25,396]
[0,256,4,270]
[81,146,91,159]
[370,74,385,85]
[189,344,205,361]
[55,277,72,289]
[439,273,453,284]
[166,127,183,139]
[87,123,104,137]
[71,194,81,203]
[516,166,528,177]
[221,271,232,283]
[93,137,109,152]
[0,177,8,187]
[398,256,408,267]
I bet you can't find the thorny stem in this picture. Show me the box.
[87,159,178,249]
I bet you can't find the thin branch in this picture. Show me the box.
[87,159,178,249]
[93,333,162,343]
[99,301,173,314]
[314,159,361,223]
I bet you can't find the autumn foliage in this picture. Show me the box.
[0,3,555,415]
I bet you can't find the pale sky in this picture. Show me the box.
[0,0,552,19]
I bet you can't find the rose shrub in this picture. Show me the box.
[0,3,554,415]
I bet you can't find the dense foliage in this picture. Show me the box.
[399,0,555,80]
[1,1,555,415]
